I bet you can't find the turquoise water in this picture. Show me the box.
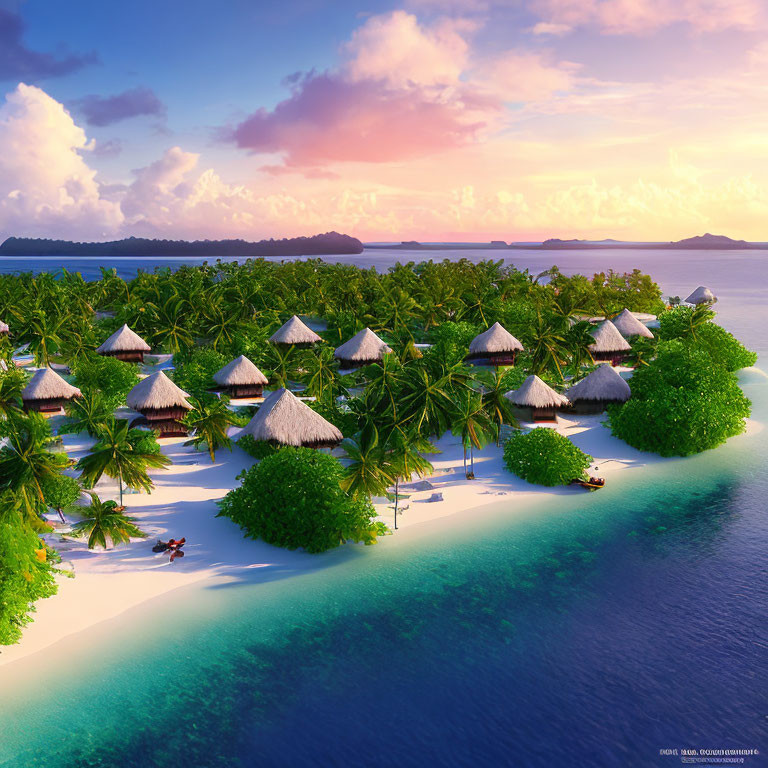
[0,250,765,767]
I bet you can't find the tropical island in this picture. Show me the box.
[0,259,757,663]
[0,231,364,258]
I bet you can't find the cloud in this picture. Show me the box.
[227,72,485,170]
[72,87,166,127]
[0,9,95,81]
[531,0,765,34]
[530,22,572,36]
[482,51,577,102]
[0,83,123,238]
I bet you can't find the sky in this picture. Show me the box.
[1,0,767,242]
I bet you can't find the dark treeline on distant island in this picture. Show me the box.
[369,233,765,251]
[0,231,364,257]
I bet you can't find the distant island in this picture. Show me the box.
[536,233,756,250]
[0,231,364,257]
[367,233,764,251]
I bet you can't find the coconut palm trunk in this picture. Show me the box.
[393,478,399,530]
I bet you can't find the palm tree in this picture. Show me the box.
[76,418,171,505]
[262,344,297,388]
[475,368,519,445]
[60,389,113,437]
[363,353,403,419]
[450,391,495,478]
[399,364,455,437]
[527,309,569,380]
[70,491,146,549]
[183,396,237,462]
[149,295,193,354]
[339,423,395,499]
[0,413,61,529]
[299,346,346,401]
[0,369,25,420]
[385,429,434,530]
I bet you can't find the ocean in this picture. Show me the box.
[0,248,765,768]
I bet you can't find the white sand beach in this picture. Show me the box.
[0,409,761,669]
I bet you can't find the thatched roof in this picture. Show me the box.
[588,320,632,353]
[213,355,268,386]
[469,322,524,355]
[269,315,322,345]
[611,308,654,339]
[334,328,392,363]
[22,367,81,401]
[96,324,151,354]
[685,285,717,304]
[505,375,569,408]
[126,371,191,411]
[240,388,342,447]
[567,364,631,403]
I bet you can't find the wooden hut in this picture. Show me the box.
[467,322,524,366]
[269,315,322,348]
[213,355,268,398]
[240,388,342,448]
[96,324,151,363]
[566,364,631,414]
[334,328,392,368]
[126,371,192,437]
[611,309,654,340]
[22,367,81,414]
[588,320,631,365]
[685,286,717,305]
[505,375,569,423]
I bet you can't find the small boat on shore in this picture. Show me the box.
[570,477,605,491]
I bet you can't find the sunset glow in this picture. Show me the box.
[1,0,766,241]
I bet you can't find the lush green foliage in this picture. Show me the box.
[237,434,282,460]
[503,428,593,486]
[658,307,757,372]
[71,353,140,410]
[218,447,384,552]
[76,418,170,504]
[608,341,751,456]
[183,396,237,462]
[0,497,58,645]
[41,473,81,520]
[70,492,146,549]
[61,389,114,437]
[172,347,229,397]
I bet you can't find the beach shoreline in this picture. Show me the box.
[0,399,761,672]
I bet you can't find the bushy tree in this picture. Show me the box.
[427,321,480,366]
[608,341,751,456]
[71,353,140,411]
[41,473,81,523]
[172,347,229,397]
[658,308,756,371]
[0,495,58,645]
[218,447,385,552]
[503,428,592,486]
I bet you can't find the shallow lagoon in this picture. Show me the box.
[0,249,766,767]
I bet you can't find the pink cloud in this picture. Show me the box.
[228,72,485,169]
[532,0,764,34]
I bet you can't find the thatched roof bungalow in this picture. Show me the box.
[611,308,654,340]
[269,315,322,348]
[588,320,632,365]
[334,328,392,368]
[566,364,631,413]
[505,374,569,422]
[685,286,717,305]
[213,355,268,398]
[127,371,192,437]
[22,367,81,414]
[467,322,524,366]
[96,324,151,362]
[240,388,342,449]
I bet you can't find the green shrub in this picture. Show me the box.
[218,447,384,552]
[172,348,229,396]
[71,353,139,410]
[608,341,751,456]
[237,434,281,460]
[503,428,592,486]
[658,307,757,371]
[0,502,59,645]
